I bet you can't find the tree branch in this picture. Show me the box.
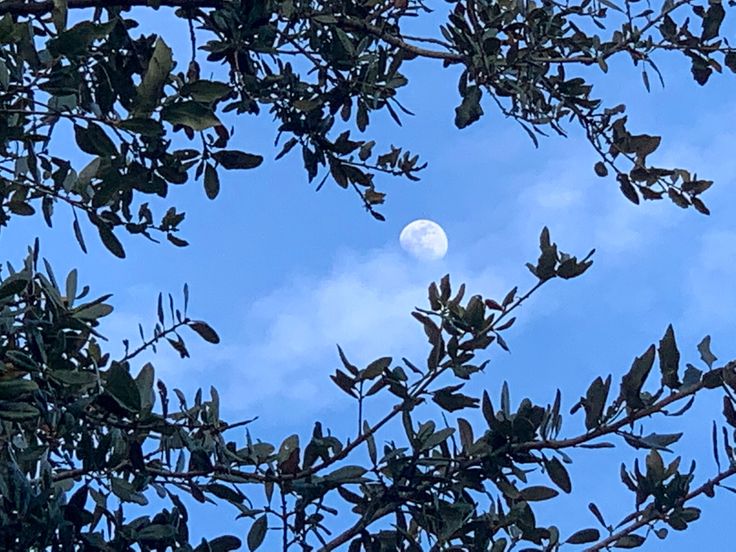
[0,0,220,15]
[585,464,736,552]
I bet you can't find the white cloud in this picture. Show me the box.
[683,230,736,331]
[215,247,508,419]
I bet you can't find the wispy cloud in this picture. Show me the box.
[213,247,508,420]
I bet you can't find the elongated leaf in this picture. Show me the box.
[658,324,680,389]
[519,485,559,501]
[620,345,655,410]
[162,101,220,131]
[133,37,173,116]
[189,320,220,343]
[247,515,267,551]
[106,363,141,412]
[213,150,263,170]
[698,335,717,368]
[566,528,600,544]
[546,456,572,493]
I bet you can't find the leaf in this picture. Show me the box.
[247,515,267,551]
[65,268,77,303]
[183,80,232,103]
[594,161,608,177]
[726,52,736,73]
[0,60,7,90]
[620,345,655,410]
[0,380,39,400]
[482,390,495,428]
[330,369,357,398]
[623,431,682,452]
[336,345,359,376]
[658,324,680,389]
[167,233,189,247]
[691,57,712,85]
[162,101,221,131]
[118,118,164,136]
[135,363,155,413]
[0,275,29,299]
[432,385,479,412]
[74,301,113,320]
[325,465,367,483]
[106,363,141,413]
[682,364,702,390]
[110,477,148,505]
[584,375,610,430]
[545,456,572,493]
[701,2,725,41]
[588,502,607,528]
[458,417,473,450]
[167,337,190,358]
[189,448,213,471]
[51,0,68,33]
[566,528,600,545]
[189,320,220,344]
[613,534,646,548]
[519,485,559,501]
[50,370,96,386]
[95,223,125,258]
[618,174,639,205]
[0,401,40,420]
[73,218,87,252]
[138,524,177,542]
[74,123,116,157]
[627,134,660,159]
[205,483,243,504]
[362,356,391,379]
[213,150,264,170]
[203,163,220,199]
[275,137,299,160]
[207,536,242,552]
[133,37,173,117]
[455,85,483,129]
[698,335,717,368]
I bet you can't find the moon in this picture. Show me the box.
[399,219,448,261]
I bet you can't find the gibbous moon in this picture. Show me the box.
[399,219,448,261]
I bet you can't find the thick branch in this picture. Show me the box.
[518,379,709,452]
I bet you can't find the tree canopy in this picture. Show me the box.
[0,0,735,550]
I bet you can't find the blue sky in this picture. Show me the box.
[6,8,736,550]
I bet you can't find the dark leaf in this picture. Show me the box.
[698,335,717,368]
[208,536,242,552]
[566,528,600,544]
[702,3,725,41]
[620,345,655,410]
[455,86,483,129]
[519,485,559,501]
[204,163,220,199]
[545,456,572,493]
[96,223,125,258]
[133,37,174,117]
[162,101,221,131]
[213,150,263,170]
[247,515,267,551]
[189,320,220,343]
[613,534,646,548]
[658,324,680,389]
